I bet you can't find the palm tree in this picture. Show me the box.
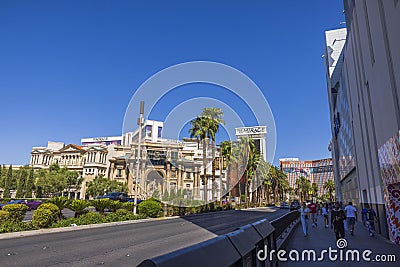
[245,152,259,207]
[201,108,225,200]
[49,196,71,220]
[235,136,258,208]
[323,179,335,202]
[295,176,311,202]
[220,140,232,201]
[311,182,319,198]
[189,116,211,202]
[276,169,290,202]
[269,166,278,204]
[254,159,271,206]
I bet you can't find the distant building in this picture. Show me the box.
[280,158,333,196]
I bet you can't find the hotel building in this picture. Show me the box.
[280,158,334,196]
[30,120,226,201]
[325,0,400,242]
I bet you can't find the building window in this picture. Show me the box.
[158,126,162,138]
[146,125,152,138]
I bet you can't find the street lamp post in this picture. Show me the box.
[133,101,144,215]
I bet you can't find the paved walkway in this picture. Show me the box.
[280,214,400,266]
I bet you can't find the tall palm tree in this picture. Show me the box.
[311,182,319,198]
[235,136,258,208]
[323,179,335,202]
[254,159,271,206]
[269,166,278,203]
[189,116,211,202]
[220,140,232,201]
[295,176,311,202]
[276,169,290,202]
[201,108,225,200]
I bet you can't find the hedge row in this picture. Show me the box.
[51,210,147,228]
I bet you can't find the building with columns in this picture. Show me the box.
[30,120,226,201]
[31,142,111,199]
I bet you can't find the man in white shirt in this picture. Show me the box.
[345,201,357,235]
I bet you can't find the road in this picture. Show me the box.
[0,207,288,267]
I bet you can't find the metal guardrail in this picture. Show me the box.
[271,210,300,239]
[137,210,300,267]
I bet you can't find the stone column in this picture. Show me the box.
[178,165,183,188]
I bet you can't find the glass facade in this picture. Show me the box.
[335,72,356,180]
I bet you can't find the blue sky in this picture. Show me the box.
[0,0,345,165]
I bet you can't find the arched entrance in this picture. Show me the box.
[146,170,165,196]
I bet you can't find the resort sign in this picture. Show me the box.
[235,126,267,136]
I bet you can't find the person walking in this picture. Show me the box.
[365,204,378,237]
[331,202,346,240]
[308,200,318,227]
[299,202,310,237]
[345,201,357,235]
[322,203,329,228]
[361,205,368,226]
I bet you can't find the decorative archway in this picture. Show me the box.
[146,170,165,196]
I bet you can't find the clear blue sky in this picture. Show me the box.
[0,0,345,166]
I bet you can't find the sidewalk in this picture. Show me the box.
[279,215,400,266]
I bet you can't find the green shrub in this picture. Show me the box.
[122,202,135,212]
[77,211,104,225]
[116,209,129,216]
[108,200,122,212]
[0,198,12,204]
[0,221,39,233]
[2,204,29,222]
[90,199,111,215]
[138,199,163,218]
[32,203,60,228]
[69,200,89,218]
[49,196,70,220]
[0,210,10,222]
[51,217,78,228]
[104,212,122,222]
[104,209,145,222]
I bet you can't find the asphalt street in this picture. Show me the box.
[0,207,288,267]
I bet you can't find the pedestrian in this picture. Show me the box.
[308,200,318,227]
[322,203,329,228]
[331,202,346,240]
[361,205,368,226]
[299,202,310,237]
[344,201,357,235]
[365,204,378,237]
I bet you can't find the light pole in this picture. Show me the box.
[133,101,144,215]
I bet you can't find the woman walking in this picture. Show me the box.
[299,202,310,237]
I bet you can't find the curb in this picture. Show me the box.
[0,216,180,240]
